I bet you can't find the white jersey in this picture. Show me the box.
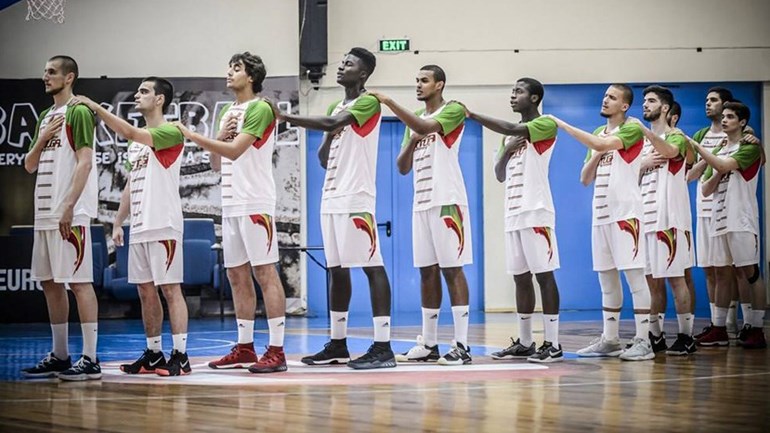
[218,98,277,217]
[639,131,691,233]
[32,104,98,230]
[708,142,762,236]
[695,127,727,218]
[320,94,382,214]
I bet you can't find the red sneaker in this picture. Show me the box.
[208,343,258,369]
[696,325,729,347]
[248,346,288,373]
[742,327,767,349]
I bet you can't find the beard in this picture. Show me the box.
[643,109,661,122]
[600,111,611,118]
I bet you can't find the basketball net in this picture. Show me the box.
[26,0,66,24]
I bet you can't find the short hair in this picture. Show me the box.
[348,47,376,76]
[610,83,634,105]
[229,52,267,93]
[517,77,544,104]
[642,85,674,109]
[142,77,174,113]
[723,101,750,124]
[707,86,734,104]
[669,101,681,119]
[420,64,446,85]
[49,55,79,81]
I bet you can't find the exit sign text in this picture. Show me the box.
[379,39,410,52]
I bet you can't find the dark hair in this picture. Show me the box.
[142,77,174,113]
[707,86,733,104]
[49,55,79,82]
[642,85,674,109]
[669,101,681,119]
[229,52,267,93]
[610,83,634,105]
[723,101,750,124]
[348,47,377,77]
[517,77,544,104]
[420,64,446,85]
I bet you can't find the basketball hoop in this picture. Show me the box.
[26,0,66,24]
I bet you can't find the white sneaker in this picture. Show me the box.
[619,337,655,361]
[576,336,623,357]
[394,335,440,362]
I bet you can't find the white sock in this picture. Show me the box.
[714,307,728,327]
[709,302,716,323]
[51,323,68,360]
[330,311,348,340]
[518,313,534,346]
[602,311,620,340]
[677,313,694,336]
[268,316,286,347]
[727,300,738,327]
[658,313,665,333]
[80,322,98,361]
[634,314,649,340]
[172,333,187,353]
[373,316,391,342]
[147,335,162,352]
[543,314,559,347]
[649,315,662,337]
[422,307,440,347]
[236,319,254,344]
[741,304,753,326]
[752,309,765,328]
[451,305,470,347]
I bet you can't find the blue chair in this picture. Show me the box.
[102,225,138,301]
[183,218,226,318]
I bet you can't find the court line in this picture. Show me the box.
[3,371,769,404]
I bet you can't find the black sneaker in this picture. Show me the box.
[120,349,167,374]
[649,331,668,353]
[491,337,536,360]
[528,341,564,363]
[58,355,102,381]
[736,324,751,346]
[155,350,191,376]
[347,342,397,370]
[21,353,72,378]
[301,339,350,365]
[666,334,697,356]
[438,341,472,365]
[693,322,713,340]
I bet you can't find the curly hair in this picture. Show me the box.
[229,52,267,93]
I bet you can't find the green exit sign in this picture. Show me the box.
[379,39,410,52]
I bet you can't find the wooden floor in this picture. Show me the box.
[1,318,769,433]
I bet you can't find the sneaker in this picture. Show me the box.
[619,337,655,361]
[527,341,563,363]
[347,342,397,370]
[491,337,536,360]
[576,336,623,358]
[58,355,102,381]
[249,346,288,373]
[155,350,191,376]
[736,324,751,346]
[21,353,72,378]
[120,349,167,374]
[649,331,668,353]
[693,322,713,340]
[742,327,767,349]
[208,343,258,369]
[395,335,440,362]
[666,334,697,356]
[301,339,350,365]
[696,325,729,347]
[437,341,472,365]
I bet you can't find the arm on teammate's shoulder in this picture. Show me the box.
[369,91,441,135]
[72,95,153,145]
[549,115,623,152]
[467,111,529,138]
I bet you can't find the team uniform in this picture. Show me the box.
[497,116,559,275]
[692,127,727,267]
[217,99,278,268]
[30,103,97,284]
[588,122,645,271]
[126,124,185,285]
[321,95,383,268]
[704,142,763,267]
[402,102,472,268]
[639,131,693,278]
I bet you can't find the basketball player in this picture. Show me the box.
[73,78,191,376]
[269,48,396,369]
[463,78,563,363]
[368,65,475,365]
[175,52,288,373]
[549,84,654,361]
[21,55,101,381]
